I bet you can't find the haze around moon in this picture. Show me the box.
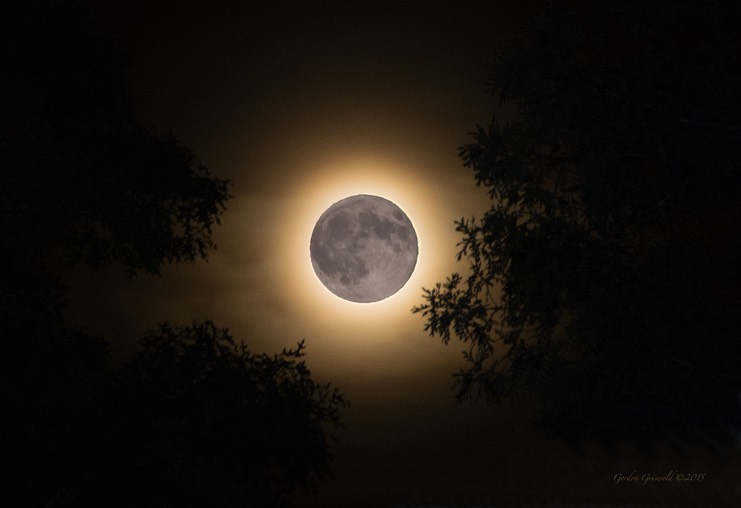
[310,194,418,303]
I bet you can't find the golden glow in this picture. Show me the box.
[278,155,451,336]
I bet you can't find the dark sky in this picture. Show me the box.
[56,1,741,506]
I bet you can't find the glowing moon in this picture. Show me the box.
[310,194,418,303]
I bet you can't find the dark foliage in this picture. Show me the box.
[414,0,741,447]
[4,321,347,508]
[1,2,347,506]
[1,0,230,277]
[67,322,347,508]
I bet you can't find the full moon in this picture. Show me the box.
[310,194,418,303]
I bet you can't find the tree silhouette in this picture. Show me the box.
[65,322,348,508]
[1,2,348,506]
[414,0,741,446]
[2,0,230,277]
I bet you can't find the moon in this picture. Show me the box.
[310,194,418,303]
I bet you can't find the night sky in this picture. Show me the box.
[11,1,741,507]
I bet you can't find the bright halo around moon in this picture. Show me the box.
[310,195,418,303]
[279,155,455,328]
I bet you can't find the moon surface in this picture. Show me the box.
[310,194,418,303]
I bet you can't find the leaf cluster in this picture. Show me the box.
[4,319,349,508]
[414,0,741,445]
[1,3,348,506]
[86,321,349,507]
[1,0,231,277]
